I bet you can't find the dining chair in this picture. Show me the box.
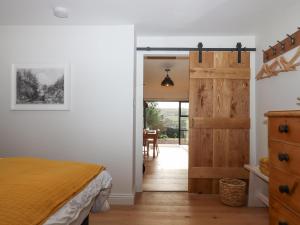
[143,130,148,156]
[144,130,159,158]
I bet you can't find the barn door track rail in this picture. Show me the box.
[137,42,256,64]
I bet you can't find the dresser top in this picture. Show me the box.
[265,110,300,117]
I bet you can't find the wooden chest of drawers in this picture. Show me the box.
[266,111,300,225]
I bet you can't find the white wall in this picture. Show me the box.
[255,4,300,161]
[135,36,256,192]
[0,25,135,204]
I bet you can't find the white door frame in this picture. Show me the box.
[134,36,256,197]
[135,51,189,192]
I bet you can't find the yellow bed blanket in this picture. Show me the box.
[0,157,104,225]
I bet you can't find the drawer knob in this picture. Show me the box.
[278,222,288,225]
[278,124,289,133]
[279,185,290,194]
[278,153,289,162]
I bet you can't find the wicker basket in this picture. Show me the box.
[219,178,247,207]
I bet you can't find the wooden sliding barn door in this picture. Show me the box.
[188,51,250,194]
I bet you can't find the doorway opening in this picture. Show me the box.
[137,48,252,197]
[144,101,189,145]
[142,55,189,192]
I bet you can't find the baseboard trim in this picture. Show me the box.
[109,193,135,205]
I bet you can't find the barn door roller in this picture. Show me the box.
[198,42,203,63]
[236,42,242,64]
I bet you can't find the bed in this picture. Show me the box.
[0,157,112,225]
[44,170,112,225]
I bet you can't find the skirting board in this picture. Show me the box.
[108,193,135,205]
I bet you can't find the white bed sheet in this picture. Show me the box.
[44,170,112,225]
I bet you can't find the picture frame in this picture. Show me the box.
[11,64,70,111]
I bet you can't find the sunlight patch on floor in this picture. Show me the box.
[143,144,188,191]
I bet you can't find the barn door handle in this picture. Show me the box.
[278,153,289,162]
[278,124,289,133]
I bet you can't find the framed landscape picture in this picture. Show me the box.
[11,64,70,110]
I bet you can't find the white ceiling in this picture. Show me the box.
[0,0,299,36]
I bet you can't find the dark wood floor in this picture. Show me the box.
[90,192,269,225]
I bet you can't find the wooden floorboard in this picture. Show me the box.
[90,192,269,225]
[143,145,188,191]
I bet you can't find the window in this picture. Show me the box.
[179,102,189,145]
[144,101,189,145]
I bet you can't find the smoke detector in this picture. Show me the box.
[53,6,69,18]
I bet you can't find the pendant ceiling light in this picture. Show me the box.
[161,69,174,87]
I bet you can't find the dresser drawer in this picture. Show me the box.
[270,198,300,225]
[269,117,300,144]
[270,167,300,214]
[270,141,300,177]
